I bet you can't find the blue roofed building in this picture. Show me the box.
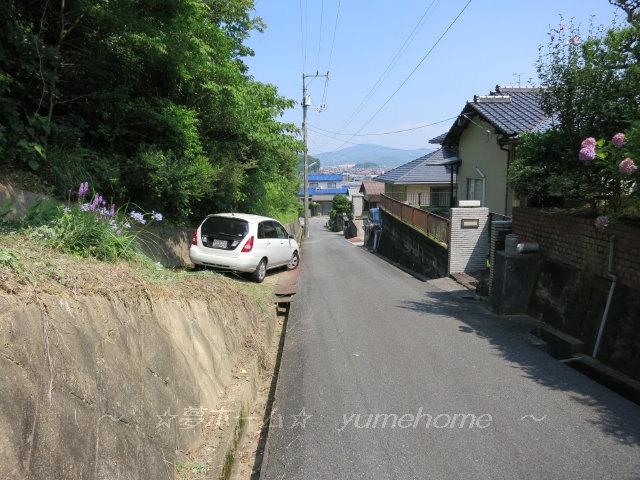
[307,173,344,190]
[298,173,348,215]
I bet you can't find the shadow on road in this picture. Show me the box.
[399,288,640,447]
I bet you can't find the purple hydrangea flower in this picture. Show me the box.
[594,216,609,231]
[581,137,597,149]
[80,203,91,212]
[579,147,596,162]
[109,204,116,218]
[151,211,163,222]
[619,158,638,174]
[124,222,132,229]
[78,181,89,198]
[612,133,625,148]
[130,211,146,225]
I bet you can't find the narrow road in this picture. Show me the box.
[260,217,640,480]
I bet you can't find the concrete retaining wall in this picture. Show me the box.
[0,292,275,479]
[378,209,448,278]
[529,257,640,382]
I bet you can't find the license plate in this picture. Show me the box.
[211,239,228,248]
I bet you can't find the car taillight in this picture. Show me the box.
[192,230,198,246]
[241,235,254,252]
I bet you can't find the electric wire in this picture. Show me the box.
[338,0,442,131]
[330,0,473,154]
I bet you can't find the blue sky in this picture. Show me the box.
[245,0,620,155]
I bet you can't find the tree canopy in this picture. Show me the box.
[509,1,640,216]
[0,0,302,222]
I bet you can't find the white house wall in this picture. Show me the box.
[457,118,510,215]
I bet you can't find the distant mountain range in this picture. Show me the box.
[314,144,434,168]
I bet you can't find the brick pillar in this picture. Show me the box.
[448,207,490,274]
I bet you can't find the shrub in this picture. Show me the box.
[327,195,351,231]
[46,182,164,262]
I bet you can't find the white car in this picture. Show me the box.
[189,213,300,282]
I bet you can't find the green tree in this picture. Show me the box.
[327,194,351,231]
[510,4,640,215]
[0,0,301,222]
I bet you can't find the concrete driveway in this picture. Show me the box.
[260,216,640,480]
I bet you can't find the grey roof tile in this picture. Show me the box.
[375,148,457,184]
[468,88,549,136]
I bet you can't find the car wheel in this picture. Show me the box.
[193,264,205,271]
[287,251,300,270]
[251,258,267,283]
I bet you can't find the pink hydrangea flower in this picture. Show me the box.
[612,133,625,148]
[594,216,609,231]
[619,158,638,174]
[579,147,596,162]
[581,137,597,149]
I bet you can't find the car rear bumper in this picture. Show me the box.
[189,246,258,272]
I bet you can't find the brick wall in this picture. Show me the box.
[512,207,640,290]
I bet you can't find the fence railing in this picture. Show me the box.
[384,190,454,208]
[379,194,450,246]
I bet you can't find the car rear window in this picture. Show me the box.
[201,216,249,237]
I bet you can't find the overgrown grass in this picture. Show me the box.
[0,247,21,273]
[48,207,138,262]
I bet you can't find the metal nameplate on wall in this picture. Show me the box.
[461,218,479,229]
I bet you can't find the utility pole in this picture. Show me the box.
[302,71,329,239]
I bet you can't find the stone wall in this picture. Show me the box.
[511,208,640,381]
[513,207,640,289]
[530,258,640,381]
[378,209,448,278]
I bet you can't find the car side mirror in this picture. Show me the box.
[288,234,295,239]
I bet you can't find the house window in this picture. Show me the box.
[327,182,336,188]
[309,182,318,188]
[466,178,484,204]
[430,187,450,207]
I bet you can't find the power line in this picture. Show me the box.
[320,0,342,109]
[338,0,442,131]
[310,115,457,137]
[333,0,473,152]
[316,0,325,71]
[299,0,306,73]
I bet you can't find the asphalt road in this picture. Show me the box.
[260,216,640,480]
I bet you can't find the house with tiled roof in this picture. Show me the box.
[431,85,553,215]
[374,148,457,208]
[358,180,384,209]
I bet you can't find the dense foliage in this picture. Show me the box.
[327,194,351,231]
[509,1,640,217]
[0,0,301,223]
